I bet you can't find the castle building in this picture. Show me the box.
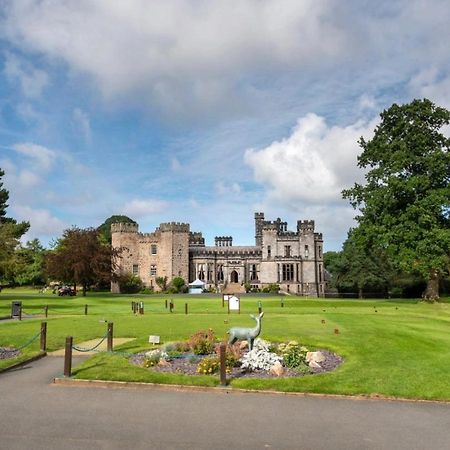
[111,213,325,296]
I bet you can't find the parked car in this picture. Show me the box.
[58,286,76,296]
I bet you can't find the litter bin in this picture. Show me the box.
[11,301,22,318]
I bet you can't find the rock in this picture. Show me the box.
[306,351,325,367]
[239,341,249,351]
[157,358,170,367]
[269,361,285,376]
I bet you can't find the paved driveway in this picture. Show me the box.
[0,357,449,449]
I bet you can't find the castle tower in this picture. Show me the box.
[255,212,265,246]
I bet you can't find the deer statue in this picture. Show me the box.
[227,312,264,351]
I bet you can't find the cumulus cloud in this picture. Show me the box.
[3,52,49,98]
[245,113,376,205]
[121,198,169,219]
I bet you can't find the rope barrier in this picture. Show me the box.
[1,330,42,353]
[71,332,109,353]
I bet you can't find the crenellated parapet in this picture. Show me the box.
[111,222,139,234]
[190,246,261,257]
[189,231,205,246]
[215,236,233,247]
[157,222,190,233]
[297,220,315,233]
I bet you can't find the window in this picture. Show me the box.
[282,264,294,281]
[132,264,139,275]
[267,245,271,258]
[217,265,224,282]
[150,265,157,276]
[198,264,205,281]
[250,264,258,281]
[304,245,309,258]
[151,244,157,255]
[284,245,291,257]
[319,264,322,282]
[318,246,322,258]
[207,264,213,282]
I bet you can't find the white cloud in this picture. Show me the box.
[215,181,241,196]
[12,142,57,172]
[245,113,376,205]
[121,198,169,219]
[3,52,49,98]
[72,108,92,143]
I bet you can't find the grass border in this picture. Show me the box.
[0,352,47,374]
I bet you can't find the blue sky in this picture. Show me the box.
[1,0,450,250]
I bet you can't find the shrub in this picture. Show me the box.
[197,357,220,375]
[171,276,186,293]
[188,329,216,355]
[118,273,143,294]
[140,286,154,294]
[277,341,310,371]
[240,339,282,371]
[262,283,280,294]
[144,349,168,367]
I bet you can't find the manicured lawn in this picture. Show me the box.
[1,288,450,400]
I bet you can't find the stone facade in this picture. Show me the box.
[111,213,325,297]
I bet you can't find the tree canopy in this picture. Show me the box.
[45,227,121,296]
[98,215,136,244]
[342,99,450,301]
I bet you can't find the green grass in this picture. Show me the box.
[1,288,450,400]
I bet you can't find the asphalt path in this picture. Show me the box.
[0,356,449,449]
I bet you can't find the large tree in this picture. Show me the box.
[0,169,30,285]
[98,215,136,244]
[45,227,120,296]
[343,99,450,301]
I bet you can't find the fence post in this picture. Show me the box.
[258,301,262,314]
[45,305,48,317]
[40,322,47,352]
[19,305,22,321]
[131,301,135,311]
[281,299,284,308]
[64,336,73,377]
[165,299,168,309]
[185,303,188,315]
[139,302,144,315]
[107,322,113,351]
[84,304,88,315]
[170,300,174,313]
[219,343,227,386]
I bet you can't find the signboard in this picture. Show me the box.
[149,335,160,344]
[224,294,240,314]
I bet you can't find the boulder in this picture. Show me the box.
[157,358,170,367]
[269,361,285,377]
[306,351,325,368]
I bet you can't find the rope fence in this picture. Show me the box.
[0,330,42,354]
[71,332,108,353]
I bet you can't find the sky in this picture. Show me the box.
[1,0,450,251]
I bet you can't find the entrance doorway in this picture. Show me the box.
[230,270,238,283]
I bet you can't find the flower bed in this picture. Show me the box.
[0,347,20,360]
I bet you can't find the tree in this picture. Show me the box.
[171,276,186,293]
[98,215,136,244]
[343,99,450,301]
[156,276,168,292]
[45,227,120,296]
[0,169,30,285]
[11,239,47,286]
[332,228,392,298]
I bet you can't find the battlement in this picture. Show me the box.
[157,222,190,233]
[111,222,139,234]
[297,220,315,232]
[190,231,205,247]
[215,236,233,247]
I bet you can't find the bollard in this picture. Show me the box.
[64,336,73,377]
[107,322,114,351]
[40,322,47,352]
[165,299,168,309]
[219,343,227,386]
[44,305,49,317]
[84,304,88,315]
[258,301,262,314]
[170,300,174,313]
[281,299,284,308]
[185,303,188,315]
[139,301,144,315]
[131,301,135,312]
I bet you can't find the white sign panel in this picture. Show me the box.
[229,295,240,311]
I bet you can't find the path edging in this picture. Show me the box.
[52,377,450,404]
[0,352,47,373]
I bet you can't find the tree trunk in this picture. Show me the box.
[82,283,87,297]
[358,287,363,299]
[422,269,440,302]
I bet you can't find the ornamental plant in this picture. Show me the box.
[197,356,220,375]
[188,329,216,355]
[277,341,309,371]
[240,339,282,371]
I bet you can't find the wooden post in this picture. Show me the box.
[40,322,47,351]
[281,299,284,308]
[84,304,88,315]
[141,302,145,314]
[44,305,48,317]
[107,322,113,351]
[131,301,135,311]
[219,343,227,386]
[64,336,73,377]
[170,300,173,313]
[258,301,262,314]
[18,305,22,321]
[185,303,188,315]
[165,299,168,309]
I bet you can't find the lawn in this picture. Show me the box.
[1,288,450,400]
